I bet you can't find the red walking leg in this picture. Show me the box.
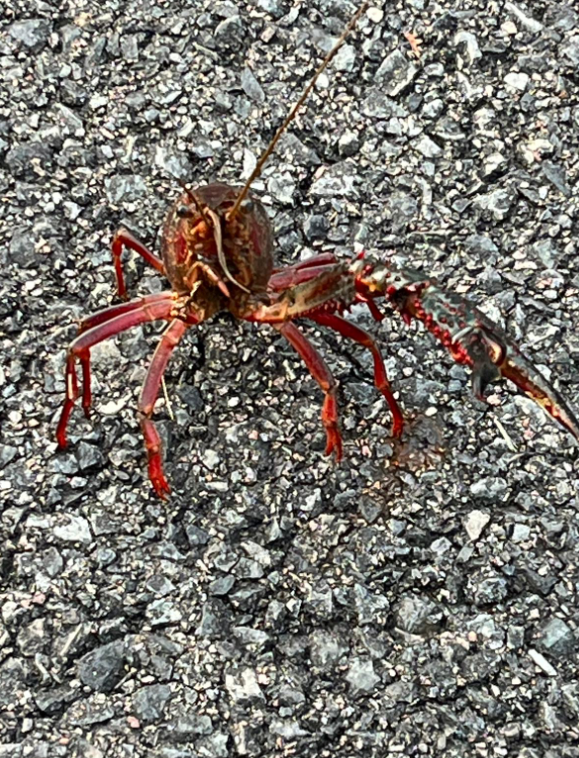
[138,319,189,499]
[361,296,386,323]
[56,295,176,449]
[310,313,404,438]
[112,228,166,299]
[274,322,343,460]
[79,291,175,333]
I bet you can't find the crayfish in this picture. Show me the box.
[56,2,579,498]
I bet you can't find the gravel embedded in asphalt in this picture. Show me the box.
[1,1,579,756]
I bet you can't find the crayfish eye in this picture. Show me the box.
[240,198,254,213]
[176,204,193,218]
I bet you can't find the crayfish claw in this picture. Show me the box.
[466,331,502,399]
[471,361,500,400]
[471,317,579,442]
[354,256,579,443]
[499,352,579,443]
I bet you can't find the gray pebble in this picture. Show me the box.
[470,477,508,500]
[8,19,51,51]
[241,67,265,104]
[482,152,507,178]
[146,599,183,626]
[376,50,417,96]
[256,0,285,18]
[338,130,360,156]
[169,714,214,741]
[541,161,571,196]
[310,167,356,197]
[394,595,444,635]
[464,234,499,257]
[415,135,442,158]
[6,143,53,180]
[209,575,235,595]
[538,618,575,658]
[303,214,329,241]
[132,684,173,723]
[76,441,105,471]
[35,684,74,715]
[505,2,544,33]
[105,174,148,204]
[511,523,531,542]
[471,575,509,605]
[464,510,491,541]
[78,640,126,692]
[346,658,380,695]
[333,44,356,72]
[54,515,92,545]
[505,72,529,91]
[225,667,265,704]
[455,31,482,66]
[66,695,115,727]
[185,523,210,546]
[16,619,46,657]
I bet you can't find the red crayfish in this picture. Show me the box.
[57,3,579,498]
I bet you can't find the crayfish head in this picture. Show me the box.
[161,183,274,309]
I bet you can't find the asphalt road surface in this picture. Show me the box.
[1,1,579,756]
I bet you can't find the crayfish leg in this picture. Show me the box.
[269,254,339,290]
[56,353,80,449]
[56,294,176,449]
[112,227,166,299]
[78,292,175,334]
[274,322,343,460]
[138,318,189,499]
[310,312,404,439]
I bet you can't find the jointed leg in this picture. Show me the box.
[112,228,166,299]
[310,313,404,438]
[271,253,338,276]
[274,322,343,460]
[79,291,175,333]
[269,255,340,291]
[138,319,189,498]
[56,295,176,449]
[361,296,386,323]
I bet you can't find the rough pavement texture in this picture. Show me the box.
[1,1,579,756]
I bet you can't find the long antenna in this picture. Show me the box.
[227,1,369,221]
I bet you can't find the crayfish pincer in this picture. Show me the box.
[56,3,579,498]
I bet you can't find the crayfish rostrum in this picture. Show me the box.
[57,3,579,498]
